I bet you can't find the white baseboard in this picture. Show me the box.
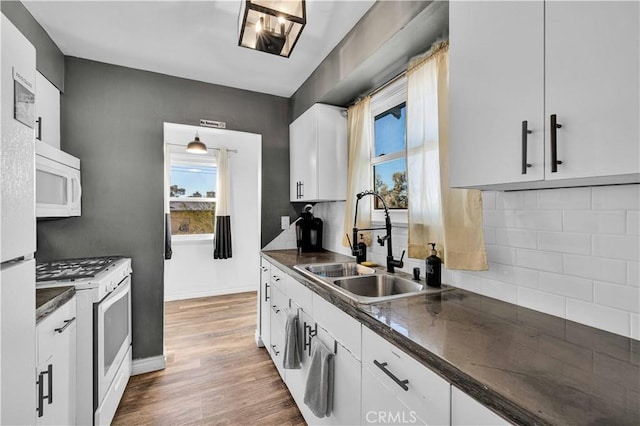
[131,355,166,375]
[164,285,256,302]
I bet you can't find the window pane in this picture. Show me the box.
[374,102,406,157]
[170,201,216,235]
[170,165,216,198]
[373,158,407,209]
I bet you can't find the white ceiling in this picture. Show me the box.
[22,0,375,98]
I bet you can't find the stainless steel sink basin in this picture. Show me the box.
[333,274,423,298]
[296,262,376,278]
[294,261,450,304]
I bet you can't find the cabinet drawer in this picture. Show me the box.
[270,285,289,330]
[37,297,76,365]
[362,326,450,425]
[269,323,286,381]
[286,276,312,314]
[270,266,286,292]
[312,293,361,359]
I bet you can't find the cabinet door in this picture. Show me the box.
[362,326,450,425]
[316,106,347,201]
[284,307,313,410]
[36,297,76,426]
[290,110,318,201]
[544,1,639,181]
[450,0,545,188]
[258,261,271,349]
[451,386,510,426]
[35,72,61,149]
[362,367,422,425]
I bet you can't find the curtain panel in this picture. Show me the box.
[342,96,373,248]
[214,148,232,259]
[406,42,487,270]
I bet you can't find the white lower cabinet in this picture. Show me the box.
[258,260,271,349]
[269,284,288,381]
[362,326,450,426]
[36,296,76,426]
[451,386,510,426]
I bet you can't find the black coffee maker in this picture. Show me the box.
[296,205,323,253]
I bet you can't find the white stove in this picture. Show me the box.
[36,256,133,425]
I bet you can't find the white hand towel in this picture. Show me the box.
[283,313,301,369]
[303,338,334,418]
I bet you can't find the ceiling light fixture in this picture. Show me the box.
[238,0,306,58]
[186,132,207,154]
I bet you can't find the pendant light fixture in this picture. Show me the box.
[238,0,306,58]
[186,132,207,154]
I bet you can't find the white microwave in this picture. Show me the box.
[35,140,81,217]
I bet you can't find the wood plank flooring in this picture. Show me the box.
[112,292,305,425]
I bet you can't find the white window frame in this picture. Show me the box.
[169,152,217,240]
[369,75,408,225]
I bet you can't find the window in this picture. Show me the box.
[370,77,408,216]
[169,154,216,235]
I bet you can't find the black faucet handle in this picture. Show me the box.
[399,250,405,262]
[377,235,385,246]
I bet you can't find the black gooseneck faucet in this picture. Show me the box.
[350,190,405,273]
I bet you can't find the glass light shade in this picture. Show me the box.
[186,134,207,154]
[238,0,306,58]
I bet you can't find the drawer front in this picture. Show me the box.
[269,320,286,381]
[312,293,361,359]
[270,285,289,330]
[362,367,423,425]
[362,326,450,425]
[270,266,286,292]
[286,275,312,314]
[37,297,76,364]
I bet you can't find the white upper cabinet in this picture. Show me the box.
[450,0,639,190]
[35,72,61,149]
[290,103,347,202]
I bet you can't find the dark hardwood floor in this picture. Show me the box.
[112,292,305,425]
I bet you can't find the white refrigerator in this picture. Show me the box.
[1,14,37,425]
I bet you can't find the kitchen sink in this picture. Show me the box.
[296,262,376,278]
[294,262,450,304]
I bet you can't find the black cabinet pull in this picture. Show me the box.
[271,304,280,314]
[303,322,317,356]
[521,120,533,174]
[550,114,563,172]
[37,363,53,417]
[373,360,409,391]
[271,345,280,356]
[46,364,53,404]
[36,117,42,141]
[300,181,304,198]
[264,283,270,302]
[54,317,76,333]
[37,371,44,417]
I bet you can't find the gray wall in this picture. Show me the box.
[1,0,64,90]
[36,57,293,360]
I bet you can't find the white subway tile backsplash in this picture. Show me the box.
[627,211,640,235]
[594,281,640,313]
[484,209,516,228]
[628,262,640,287]
[631,313,640,340]
[566,299,630,337]
[482,191,496,210]
[495,264,539,288]
[537,187,591,210]
[563,254,627,285]
[515,211,563,231]
[453,272,519,304]
[518,288,566,317]
[538,231,591,255]
[563,211,626,235]
[539,272,593,301]
[495,191,537,210]
[592,185,640,210]
[483,227,496,245]
[495,228,537,249]
[516,248,563,273]
[486,244,517,265]
[592,234,639,261]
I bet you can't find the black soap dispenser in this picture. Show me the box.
[425,243,442,288]
[356,234,367,264]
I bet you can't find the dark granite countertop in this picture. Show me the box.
[36,286,75,324]
[262,249,640,426]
